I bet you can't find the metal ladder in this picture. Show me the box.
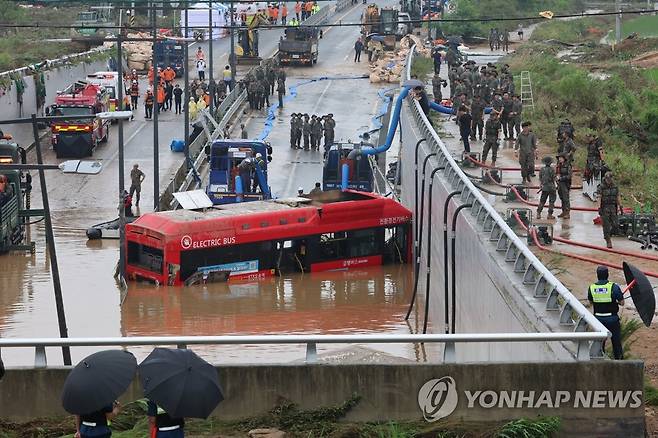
[519,70,535,113]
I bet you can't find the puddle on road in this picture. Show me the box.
[0,222,434,365]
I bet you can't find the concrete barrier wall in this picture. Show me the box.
[0,57,110,148]
[0,361,644,436]
[399,103,577,361]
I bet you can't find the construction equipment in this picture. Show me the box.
[237,11,270,64]
[362,5,398,50]
[48,82,111,158]
[278,27,319,65]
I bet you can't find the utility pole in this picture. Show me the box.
[31,114,71,366]
[230,0,236,83]
[117,33,127,284]
[152,2,160,211]
[184,4,190,172]
[615,1,621,43]
[209,0,214,113]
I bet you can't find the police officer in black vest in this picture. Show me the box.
[587,265,625,360]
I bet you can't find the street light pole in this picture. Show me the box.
[184,4,190,171]
[152,2,160,211]
[230,0,236,82]
[209,0,214,113]
[30,114,71,366]
[117,32,127,284]
[615,0,621,44]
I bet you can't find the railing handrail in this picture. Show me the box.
[404,45,608,336]
[0,332,607,348]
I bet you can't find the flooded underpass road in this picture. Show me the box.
[1,222,434,365]
[0,0,431,366]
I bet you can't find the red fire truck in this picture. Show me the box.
[49,82,111,158]
[125,190,412,286]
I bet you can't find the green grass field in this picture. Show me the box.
[645,67,658,85]
[622,14,658,38]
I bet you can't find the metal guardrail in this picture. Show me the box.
[403,45,609,360]
[0,332,607,367]
[335,0,353,12]
[302,3,334,26]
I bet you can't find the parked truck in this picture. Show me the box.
[278,27,319,66]
[153,40,185,77]
[48,83,110,158]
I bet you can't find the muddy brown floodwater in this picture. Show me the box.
[0,218,436,366]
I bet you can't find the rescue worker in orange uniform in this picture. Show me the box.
[144,90,154,119]
[156,86,165,113]
[162,66,176,85]
[304,1,313,19]
[281,4,288,25]
[294,1,302,20]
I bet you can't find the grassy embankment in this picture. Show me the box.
[622,13,658,38]
[436,0,585,39]
[0,396,563,438]
[0,2,176,73]
[505,17,658,211]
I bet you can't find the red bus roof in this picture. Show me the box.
[127,190,412,247]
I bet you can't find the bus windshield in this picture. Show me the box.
[128,241,164,274]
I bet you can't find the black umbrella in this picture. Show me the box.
[61,350,137,415]
[623,261,656,327]
[138,348,224,419]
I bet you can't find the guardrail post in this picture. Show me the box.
[443,342,456,363]
[35,346,47,368]
[305,342,317,363]
[577,340,591,361]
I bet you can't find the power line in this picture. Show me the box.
[2,8,657,31]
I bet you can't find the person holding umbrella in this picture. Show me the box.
[61,350,137,438]
[75,401,121,438]
[139,348,224,438]
[147,402,185,437]
[587,266,625,360]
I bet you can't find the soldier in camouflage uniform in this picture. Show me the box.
[556,153,572,219]
[432,75,447,103]
[302,113,311,151]
[557,130,576,163]
[482,113,500,165]
[514,121,537,183]
[599,171,622,248]
[537,156,556,220]
[470,95,485,141]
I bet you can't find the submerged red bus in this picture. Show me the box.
[125,190,412,286]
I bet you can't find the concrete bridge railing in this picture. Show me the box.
[401,46,608,361]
